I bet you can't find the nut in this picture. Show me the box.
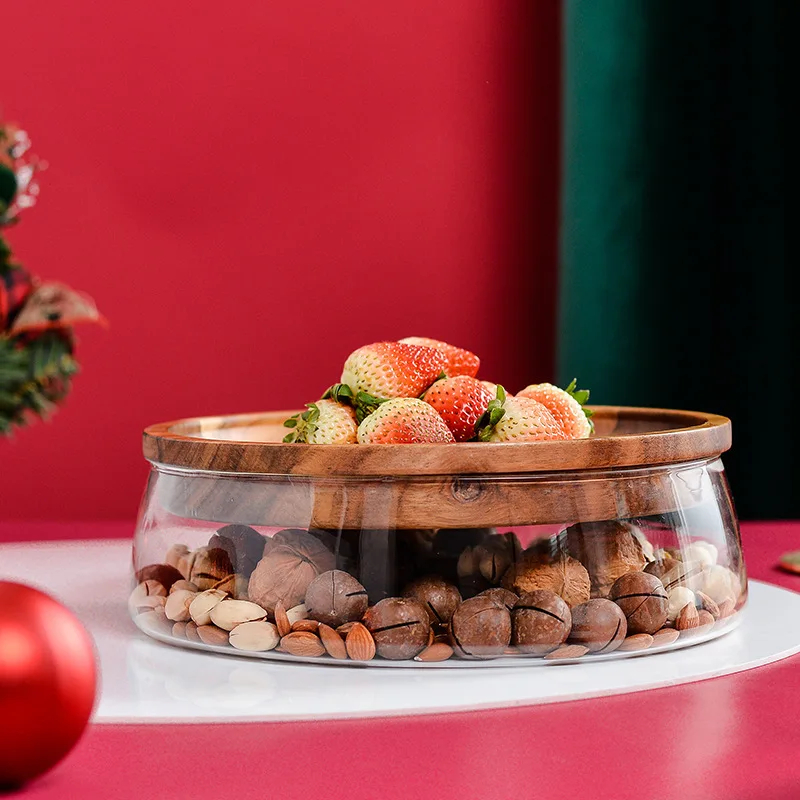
[211,574,248,599]
[177,549,197,581]
[402,576,461,626]
[190,547,234,591]
[474,533,522,584]
[337,622,358,637]
[210,599,268,631]
[511,590,572,655]
[345,622,376,661]
[292,619,320,633]
[286,604,309,625]
[658,561,706,593]
[568,599,627,653]
[450,595,512,660]
[666,587,696,622]
[248,530,336,613]
[189,589,228,626]
[682,542,718,567]
[696,591,720,620]
[208,524,266,577]
[675,603,700,631]
[414,643,454,662]
[280,631,325,658]
[306,570,369,627]
[274,601,291,637]
[185,621,200,642]
[170,580,199,594]
[479,587,520,611]
[702,565,741,604]
[363,598,430,660]
[696,609,715,632]
[138,606,172,634]
[229,621,280,652]
[135,564,184,592]
[618,633,654,652]
[609,572,668,635]
[544,644,589,660]
[172,621,188,639]
[164,588,197,622]
[129,580,167,613]
[717,598,736,618]
[652,627,680,647]
[165,543,190,571]
[197,625,229,646]
[318,623,348,659]
[501,555,590,608]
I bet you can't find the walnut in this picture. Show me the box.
[248,529,336,613]
[501,554,590,608]
[565,521,649,598]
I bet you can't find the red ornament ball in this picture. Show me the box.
[0,582,97,788]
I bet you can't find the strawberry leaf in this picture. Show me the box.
[323,383,355,404]
[563,378,594,432]
[473,384,508,441]
[283,416,299,428]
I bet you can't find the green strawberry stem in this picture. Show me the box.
[564,377,594,432]
[322,382,390,423]
[282,403,321,443]
[474,385,507,442]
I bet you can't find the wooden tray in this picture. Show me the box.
[142,406,731,528]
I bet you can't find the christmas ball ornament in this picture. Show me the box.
[0,582,96,788]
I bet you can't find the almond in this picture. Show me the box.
[292,619,321,633]
[696,591,720,620]
[717,597,736,618]
[164,588,197,622]
[427,627,435,647]
[185,621,200,642]
[675,602,700,632]
[281,631,325,658]
[652,627,680,647]
[172,621,188,639]
[544,644,589,660]
[318,623,348,659]
[415,642,454,662]
[696,609,715,632]
[197,624,229,646]
[618,633,654,652]
[345,622,376,661]
[337,621,358,637]
[274,601,292,637]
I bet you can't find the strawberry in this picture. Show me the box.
[476,387,567,442]
[357,398,455,444]
[283,399,358,444]
[480,380,513,399]
[516,379,593,439]
[340,341,447,399]
[422,375,494,442]
[399,337,480,378]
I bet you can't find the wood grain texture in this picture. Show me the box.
[142,406,731,477]
[141,407,732,528]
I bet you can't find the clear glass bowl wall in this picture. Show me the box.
[131,458,746,667]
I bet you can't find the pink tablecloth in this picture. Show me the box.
[2,520,799,800]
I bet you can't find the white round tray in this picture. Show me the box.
[1,539,797,723]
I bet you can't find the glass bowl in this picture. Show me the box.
[132,406,745,667]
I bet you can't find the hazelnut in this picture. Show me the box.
[208,524,266,578]
[189,546,234,590]
[248,530,335,613]
[305,570,369,627]
[478,587,519,612]
[702,565,741,604]
[511,590,572,655]
[135,564,184,592]
[449,595,512,660]
[682,542,718,568]
[666,587,696,622]
[609,572,668,635]
[565,520,649,597]
[501,554,590,608]
[568,599,627,653]
[363,598,430,660]
[402,576,461,626]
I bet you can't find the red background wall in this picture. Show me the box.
[1,1,560,521]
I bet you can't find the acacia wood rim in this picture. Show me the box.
[142,406,732,477]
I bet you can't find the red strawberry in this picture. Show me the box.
[476,388,566,443]
[357,398,455,444]
[283,399,358,444]
[399,337,480,378]
[340,341,446,398]
[516,379,593,439]
[422,376,494,442]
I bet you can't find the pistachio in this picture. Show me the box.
[165,588,197,622]
[170,579,199,594]
[209,599,268,631]
[229,621,280,652]
[189,589,228,626]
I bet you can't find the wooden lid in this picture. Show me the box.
[142,406,731,477]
